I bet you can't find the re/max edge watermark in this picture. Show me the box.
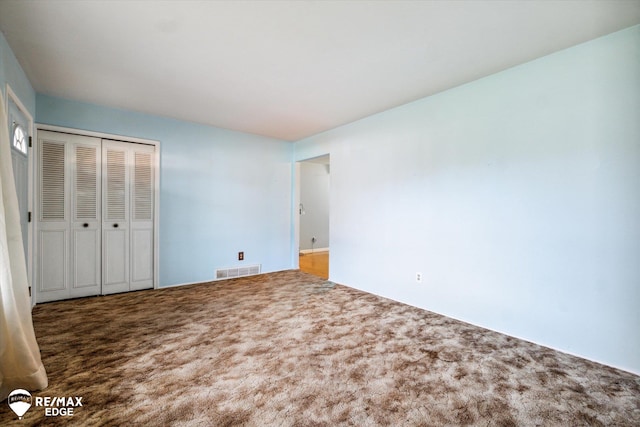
[7,389,84,419]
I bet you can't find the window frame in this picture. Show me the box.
[12,122,28,155]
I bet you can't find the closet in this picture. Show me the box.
[36,130,156,303]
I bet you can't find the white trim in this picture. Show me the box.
[160,280,208,289]
[33,124,161,301]
[299,247,329,254]
[36,124,157,147]
[152,134,160,291]
[6,85,35,307]
[295,155,331,276]
[293,162,300,268]
[5,86,32,126]
[160,269,294,289]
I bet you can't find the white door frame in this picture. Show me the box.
[33,124,161,303]
[6,85,35,306]
[294,154,330,271]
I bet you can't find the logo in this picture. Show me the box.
[7,389,32,419]
[35,396,83,417]
[7,389,84,419]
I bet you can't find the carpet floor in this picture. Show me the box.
[2,270,639,426]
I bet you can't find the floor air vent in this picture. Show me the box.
[216,265,261,280]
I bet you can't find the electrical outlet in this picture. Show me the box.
[311,237,317,244]
[238,251,244,261]
[416,272,422,283]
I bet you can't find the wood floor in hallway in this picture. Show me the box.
[298,250,329,279]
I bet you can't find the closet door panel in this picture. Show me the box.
[73,230,100,287]
[103,229,128,292]
[37,134,69,302]
[39,230,67,292]
[70,140,102,298]
[102,141,130,294]
[131,228,153,289]
[130,148,154,290]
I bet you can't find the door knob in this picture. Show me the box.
[113,223,119,228]
[83,223,89,228]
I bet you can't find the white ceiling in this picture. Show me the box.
[1,1,639,141]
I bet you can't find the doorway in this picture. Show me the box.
[297,155,330,279]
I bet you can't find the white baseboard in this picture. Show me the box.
[299,247,329,254]
[158,268,293,289]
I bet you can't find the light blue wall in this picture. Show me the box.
[295,25,640,374]
[37,94,294,287]
[0,33,35,116]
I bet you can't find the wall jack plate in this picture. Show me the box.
[238,252,244,261]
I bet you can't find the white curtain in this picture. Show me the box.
[0,90,47,401]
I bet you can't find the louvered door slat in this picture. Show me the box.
[75,146,98,219]
[106,150,126,220]
[133,152,153,220]
[40,141,65,220]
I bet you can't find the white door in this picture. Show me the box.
[37,135,68,302]
[130,145,155,291]
[101,140,155,294]
[71,140,102,297]
[102,140,130,294]
[37,131,102,302]
[8,97,30,265]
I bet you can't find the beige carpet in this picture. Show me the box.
[2,270,639,426]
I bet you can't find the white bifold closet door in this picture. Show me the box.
[36,131,154,303]
[38,131,102,302]
[102,140,155,294]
